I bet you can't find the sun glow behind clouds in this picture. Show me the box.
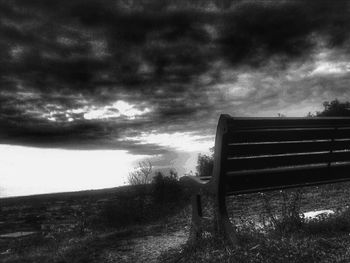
[129,132,214,152]
[43,100,151,122]
[0,145,147,197]
[309,61,350,76]
[307,48,350,77]
[83,100,151,120]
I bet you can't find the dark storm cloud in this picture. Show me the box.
[0,117,171,154]
[1,0,350,153]
[219,0,350,67]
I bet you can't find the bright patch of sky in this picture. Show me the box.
[309,61,350,76]
[215,74,256,99]
[129,132,214,152]
[42,100,151,122]
[307,47,350,76]
[0,144,147,197]
[83,100,151,120]
[283,47,350,80]
[209,47,350,118]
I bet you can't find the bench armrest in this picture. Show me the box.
[180,175,213,194]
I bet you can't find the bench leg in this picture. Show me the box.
[215,192,238,245]
[189,194,203,242]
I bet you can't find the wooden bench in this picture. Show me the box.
[182,114,350,244]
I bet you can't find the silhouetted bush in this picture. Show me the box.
[100,170,190,227]
[196,153,214,177]
[152,170,183,205]
[316,99,350,117]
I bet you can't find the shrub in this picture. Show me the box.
[127,160,153,185]
[261,189,304,235]
[196,153,214,177]
[316,99,350,117]
[100,170,189,228]
[152,170,183,205]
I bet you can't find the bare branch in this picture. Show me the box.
[128,160,153,185]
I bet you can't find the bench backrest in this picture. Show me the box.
[212,114,350,195]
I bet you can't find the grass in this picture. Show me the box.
[159,184,350,263]
[0,213,189,263]
[1,228,142,263]
[3,181,350,262]
[159,206,350,263]
[0,175,190,263]
[160,234,350,263]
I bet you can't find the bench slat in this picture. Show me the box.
[226,151,350,171]
[228,127,350,143]
[225,163,350,194]
[227,140,350,157]
[227,117,350,130]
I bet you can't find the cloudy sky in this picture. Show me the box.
[1,0,350,197]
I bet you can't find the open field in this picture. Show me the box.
[0,183,191,263]
[2,181,350,262]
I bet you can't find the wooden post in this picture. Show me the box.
[189,194,203,242]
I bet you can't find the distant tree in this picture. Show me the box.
[128,160,153,185]
[316,99,350,117]
[306,111,315,117]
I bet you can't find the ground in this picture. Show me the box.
[99,228,187,262]
[0,186,190,263]
[2,182,350,262]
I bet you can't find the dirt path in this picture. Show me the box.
[98,229,188,263]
